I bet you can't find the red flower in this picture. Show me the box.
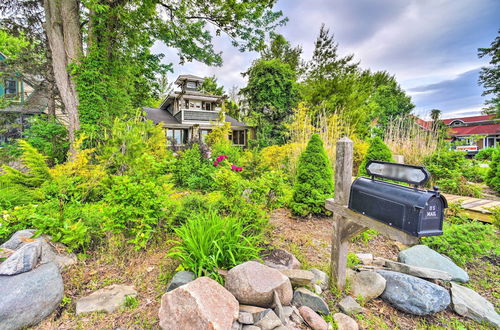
[213,161,219,167]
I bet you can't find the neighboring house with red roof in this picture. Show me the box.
[417,114,500,151]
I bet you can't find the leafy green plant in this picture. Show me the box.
[347,252,361,268]
[290,134,334,216]
[169,211,263,282]
[422,221,499,266]
[358,136,393,177]
[2,140,51,187]
[174,144,215,191]
[124,295,139,309]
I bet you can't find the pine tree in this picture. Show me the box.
[291,134,334,216]
[358,136,393,176]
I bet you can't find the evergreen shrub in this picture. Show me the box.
[358,136,392,176]
[486,148,500,192]
[290,134,333,216]
[475,147,497,161]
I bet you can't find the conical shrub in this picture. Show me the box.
[291,134,334,216]
[358,136,393,176]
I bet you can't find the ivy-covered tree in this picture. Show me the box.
[291,134,333,216]
[358,136,393,176]
[241,58,299,146]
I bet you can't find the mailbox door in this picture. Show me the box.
[418,196,444,236]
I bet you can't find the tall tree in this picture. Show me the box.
[43,0,82,146]
[261,33,303,73]
[478,30,500,117]
[200,76,224,96]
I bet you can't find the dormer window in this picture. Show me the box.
[186,81,197,90]
[4,79,17,96]
[450,120,464,127]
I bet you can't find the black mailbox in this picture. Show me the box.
[348,161,447,237]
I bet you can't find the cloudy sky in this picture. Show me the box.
[151,0,499,119]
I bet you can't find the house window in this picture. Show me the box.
[202,102,211,111]
[199,129,211,142]
[4,79,17,96]
[184,99,189,109]
[231,130,245,145]
[186,81,197,89]
[166,128,188,145]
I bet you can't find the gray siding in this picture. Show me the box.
[174,112,182,122]
[183,110,219,122]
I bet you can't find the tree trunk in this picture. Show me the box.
[43,0,82,148]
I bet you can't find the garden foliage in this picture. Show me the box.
[291,134,333,216]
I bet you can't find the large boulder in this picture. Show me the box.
[292,288,329,315]
[0,262,63,330]
[350,271,386,302]
[450,282,500,327]
[225,261,293,307]
[338,296,363,315]
[310,268,329,290]
[0,240,42,275]
[262,249,301,270]
[333,313,358,330]
[398,245,469,282]
[76,284,137,315]
[159,277,239,329]
[377,270,450,315]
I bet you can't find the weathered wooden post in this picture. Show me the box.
[329,137,366,289]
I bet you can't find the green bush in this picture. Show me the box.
[462,161,489,183]
[422,221,499,266]
[358,136,392,176]
[486,148,500,193]
[169,211,262,282]
[475,147,497,161]
[424,149,483,197]
[174,144,215,191]
[290,134,334,216]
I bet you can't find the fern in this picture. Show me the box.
[2,140,51,187]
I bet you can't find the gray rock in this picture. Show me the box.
[254,310,282,330]
[242,326,260,330]
[238,312,254,324]
[350,271,386,302]
[38,239,77,271]
[398,245,469,282]
[225,261,293,308]
[0,248,14,261]
[313,284,322,295]
[240,305,266,322]
[292,288,330,315]
[166,270,195,292]
[355,253,373,265]
[310,268,329,290]
[76,284,137,315]
[290,305,305,325]
[377,270,450,315]
[451,282,500,327]
[232,321,243,330]
[0,262,63,330]
[262,249,301,270]
[273,290,285,324]
[0,240,42,275]
[338,296,363,315]
[383,258,452,281]
[280,269,314,286]
[0,229,36,250]
[333,313,358,330]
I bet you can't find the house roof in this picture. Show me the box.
[143,107,250,128]
[442,114,496,125]
[449,124,500,136]
[174,74,205,85]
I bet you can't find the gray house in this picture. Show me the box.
[144,74,251,147]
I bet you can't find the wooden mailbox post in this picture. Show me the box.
[326,137,419,289]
